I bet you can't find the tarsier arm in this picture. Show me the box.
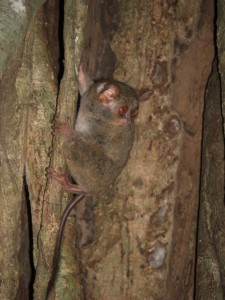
[49,118,84,193]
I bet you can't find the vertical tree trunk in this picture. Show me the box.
[0,2,47,298]
[32,1,88,299]
[77,1,214,299]
[196,62,225,300]
[196,0,225,298]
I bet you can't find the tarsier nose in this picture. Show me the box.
[125,115,131,124]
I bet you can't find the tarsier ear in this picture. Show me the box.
[137,88,154,102]
[78,64,94,96]
[98,84,119,107]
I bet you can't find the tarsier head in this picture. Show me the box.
[78,66,153,127]
[96,81,153,127]
[97,82,138,126]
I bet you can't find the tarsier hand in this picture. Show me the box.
[52,117,73,138]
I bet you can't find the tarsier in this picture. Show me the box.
[46,66,153,298]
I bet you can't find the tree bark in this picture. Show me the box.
[78,1,214,299]
[196,61,225,300]
[0,0,46,78]
[32,1,88,299]
[0,1,49,298]
[196,0,225,298]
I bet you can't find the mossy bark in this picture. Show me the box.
[0,0,87,298]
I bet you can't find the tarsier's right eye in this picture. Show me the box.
[119,106,128,116]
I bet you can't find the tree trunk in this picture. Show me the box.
[0,0,215,299]
[196,61,225,300]
[195,0,225,299]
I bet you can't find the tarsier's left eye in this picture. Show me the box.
[131,107,139,118]
[119,106,128,116]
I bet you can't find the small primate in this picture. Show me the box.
[46,67,153,298]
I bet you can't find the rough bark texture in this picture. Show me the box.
[0,0,216,299]
[0,0,87,298]
[196,62,225,300]
[165,1,214,298]
[218,0,225,133]
[32,1,88,299]
[196,0,225,298]
[77,1,214,299]
[0,0,46,78]
[0,2,48,299]
[81,0,119,80]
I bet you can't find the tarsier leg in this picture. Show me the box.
[48,168,84,193]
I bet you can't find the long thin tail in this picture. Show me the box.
[46,193,85,299]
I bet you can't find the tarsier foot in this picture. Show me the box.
[47,168,84,194]
[52,118,73,138]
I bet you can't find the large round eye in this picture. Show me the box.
[119,106,128,116]
[131,107,139,118]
